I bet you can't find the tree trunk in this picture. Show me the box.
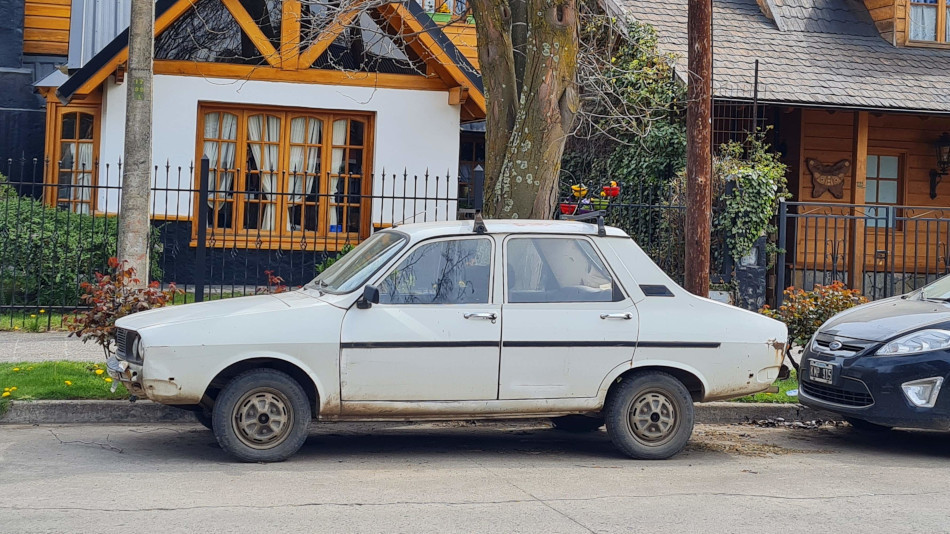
[684,0,712,296]
[470,0,579,219]
[118,0,154,285]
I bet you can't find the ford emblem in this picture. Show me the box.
[828,341,843,351]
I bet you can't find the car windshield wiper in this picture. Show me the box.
[922,296,950,302]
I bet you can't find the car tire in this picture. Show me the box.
[212,369,312,463]
[846,417,893,433]
[194,409,213,431]
[551,415,605,433]
[605,371,694,460]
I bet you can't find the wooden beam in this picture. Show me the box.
[154,59,449,90]
[280,0,301,70]
[221,0,281,68]
[69,0,196,99]
[298,1,368,68]
[848,110,869,293]
[375,3,485,115]
[448,86,468,105]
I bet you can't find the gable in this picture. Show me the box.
[56,0,484,119]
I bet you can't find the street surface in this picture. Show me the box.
[1,421,948,533]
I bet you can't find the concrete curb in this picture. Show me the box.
[0,400,841,425]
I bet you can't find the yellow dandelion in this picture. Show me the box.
[13,326,19,331]
[104,378,113,383]
[3,388,8,392]
[26,367,33,371]
[12,368,19,372]
[64,380,72,386]
[9,387,16,391]
[95,369,104,375]
[30,314,36,319]
[39,309,46,314]
[1,392,9,398]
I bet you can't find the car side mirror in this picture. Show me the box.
[357,284,380,309]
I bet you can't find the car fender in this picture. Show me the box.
[595,359,712,405]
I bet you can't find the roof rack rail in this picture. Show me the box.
[560,210,606,237]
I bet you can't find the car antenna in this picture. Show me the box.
[473,211,488,234]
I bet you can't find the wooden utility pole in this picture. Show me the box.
[117,0,154,284]
[684,0,712,296]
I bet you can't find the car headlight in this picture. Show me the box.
[131,335,143,363]
[876,329,950,356]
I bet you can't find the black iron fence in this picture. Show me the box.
[0,155,466,329]
[776,200,950,304]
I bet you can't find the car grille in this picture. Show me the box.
[813,334,876,356]
[801,379,874,407]
[116,328,128,358]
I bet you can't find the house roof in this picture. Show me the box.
[612,0,950,114]
[52,0,484,118]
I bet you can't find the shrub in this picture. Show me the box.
[0,184,163,307]
[68,258,182,358]
[760,282,869,351]
[315,243,354,274]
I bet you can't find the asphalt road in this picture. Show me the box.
[1,421,948,533]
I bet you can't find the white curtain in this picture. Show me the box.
[75,142,94,214]
[329,119,347,228]
[287,118,321,231]
[203,113,237,215]
[911,4,937,41]
[247,115,280,231]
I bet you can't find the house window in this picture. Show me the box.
[909,0,949,42]
[865,155,901,228]
[196,104,373,248]
[458,133,484,212]
[48,108,99,214]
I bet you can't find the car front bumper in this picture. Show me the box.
[799,343,950,430]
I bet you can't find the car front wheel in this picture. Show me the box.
[605,371,694,460]
[212,369,312,462]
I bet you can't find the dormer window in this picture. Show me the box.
[910,0,949,43]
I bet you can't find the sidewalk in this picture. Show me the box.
[0,332,102,363]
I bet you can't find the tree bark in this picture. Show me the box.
[471,0,579,219]
[118,0,154,285]
[685,0,712,296]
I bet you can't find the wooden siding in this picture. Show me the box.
[439,21,478,70]
[23,0,71,56]
[864,0,897,44]
[794,109,950,273]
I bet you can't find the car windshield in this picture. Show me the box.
[919,274,950,301]
[308,232,407,294]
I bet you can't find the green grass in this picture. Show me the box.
[734,370,800,403]
[0,361,128,413]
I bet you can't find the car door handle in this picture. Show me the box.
[464,312,497,323]
[600,313,633,320]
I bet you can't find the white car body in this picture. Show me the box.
[114,220,787,422]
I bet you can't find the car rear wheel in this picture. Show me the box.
[845,417,892,432]
[551,415,605,433]
[212,369,312,462]
[605,371,694,460]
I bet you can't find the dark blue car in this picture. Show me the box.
[799,277,950,431]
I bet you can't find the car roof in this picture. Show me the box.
[386,219,630,240]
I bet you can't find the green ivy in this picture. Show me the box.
[714,130,791,263]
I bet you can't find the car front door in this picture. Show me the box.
[340,236,500,401]
[499,235,639,399]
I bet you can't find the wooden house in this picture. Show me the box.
[614,0,950,299]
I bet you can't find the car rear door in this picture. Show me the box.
[499,235,639,399]
[339,235,500,401]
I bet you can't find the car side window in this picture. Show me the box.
[378,238,493,304]
[506,237,618,303]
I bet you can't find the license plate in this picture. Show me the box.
[809,360,835,385]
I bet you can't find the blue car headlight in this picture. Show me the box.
[876,329,950,356]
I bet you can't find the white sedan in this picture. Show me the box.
[111,219,787,462]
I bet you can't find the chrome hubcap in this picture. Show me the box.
[232,388,293,450]
[628,390,678,444]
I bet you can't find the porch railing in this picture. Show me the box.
[776,200,950,304]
